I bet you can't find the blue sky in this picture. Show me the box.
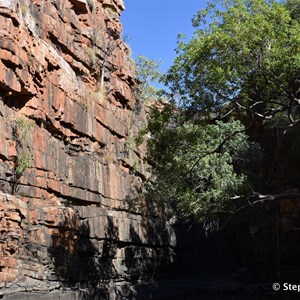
[121,0,207,73]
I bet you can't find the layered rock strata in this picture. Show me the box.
[0,0,175,298]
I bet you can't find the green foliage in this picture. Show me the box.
[16,150,33,175]
[285,0,300,20]
[146,104,255,223]
[166,0,300,124]
[133,55,163,110]
[129,161,139,175]
[15,117,34,143]
[124,132,136,154]
[135,55,162,84]
[144,0,300,226]
[13,117,34,184]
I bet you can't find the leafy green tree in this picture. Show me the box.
[285,0,300,20]
[166,0,300,125]
[133,55,162,111]
[145,0,300,227]
[146,106,256,224]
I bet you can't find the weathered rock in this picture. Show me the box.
[0,0,174,299]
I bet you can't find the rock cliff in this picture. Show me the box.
[0,0,175,298]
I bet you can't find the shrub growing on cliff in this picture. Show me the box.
[15,117,34,142]
[15,150,33,175]
[12,117,34,194]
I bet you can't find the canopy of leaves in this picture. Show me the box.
[166,0,300,125]
[144,0,300,227]
[146,105,259,224]
[285,0,300,20]
[133,56,162,110]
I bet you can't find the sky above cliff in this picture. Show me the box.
[121,0,206,73]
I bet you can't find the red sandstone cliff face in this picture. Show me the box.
[0,0,175,298]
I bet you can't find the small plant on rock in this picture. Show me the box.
[15,117,34,142]
[86,47,97,66]
[15,150,33,175]
[11,117,34,195]
[21,4,28,16]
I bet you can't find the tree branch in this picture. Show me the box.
[234,192,300,214]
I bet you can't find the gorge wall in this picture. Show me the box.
[2,1,300,300]
[0,0,175,299]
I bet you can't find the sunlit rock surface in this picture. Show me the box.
[0,1,174,298]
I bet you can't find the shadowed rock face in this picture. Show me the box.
[0,0,175,298]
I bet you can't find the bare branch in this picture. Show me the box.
[234,193,300,214]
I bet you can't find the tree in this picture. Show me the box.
[166,0,300,126]
[285,0,300,20]
[89,31,130,92]
[145,0,300,228]
[97,34,127,91]
[146,107,257,224]
[133,55,162,112]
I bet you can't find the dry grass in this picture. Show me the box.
[86,47,97,66]
[95,88,106,104]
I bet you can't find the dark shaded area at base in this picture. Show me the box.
[3,290,103,300]
[3,284,300,300]
[136,281,300,300]
[2,197,300,300]
[136,198,300,300]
